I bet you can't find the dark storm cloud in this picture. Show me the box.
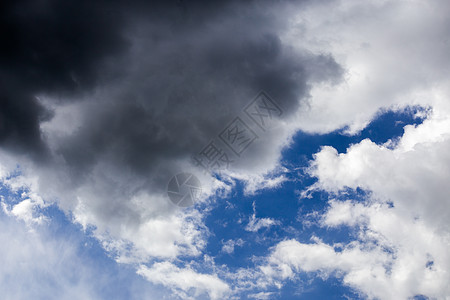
[0,0,128,154]
[1,0,343,194]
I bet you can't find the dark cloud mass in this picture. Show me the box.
[1,0,343,194]
[0,0,127,154]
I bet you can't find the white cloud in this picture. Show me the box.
[255,1,450,297]
[309,110,450,231]
[293,107,450,298]
[245,202,280,233]
[77,200,208,263]
[245,216,280,233]
[261,197,450,299]
[280,79,450,299]
[0,150,211,263]
[0,213,164,300]
[248,291,275,300]
[221,238,245,254]
[224,170,288,196]
[137,262,230,300]
[284,0,450,134]
[1,187,48,225]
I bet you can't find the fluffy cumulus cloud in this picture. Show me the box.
[287,0,450,134]
[1,0,450,298]
[138,262,230,300]
[290,109,450,299]
[258,0,450,299]
[262,199,450,298]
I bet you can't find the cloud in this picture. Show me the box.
[261,198,450,299]
[284,0,450,134]
[0,212,167,300]
[221,238,245,254]
[245,202,280,232]
[224,169,288,196]
[2,0,450,298]
[252,0,450,298]
[2,197,47,225]
[293,105,450,298]
[248,291,275,300]
[309,110,450,231]
[245,216,280,233]
[137,262,230,300]
[0,0,128,155]
[0,0,343,296]
[0,218,99,299]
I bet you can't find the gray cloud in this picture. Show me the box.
[1,0,343,191]
[0,0,343,263]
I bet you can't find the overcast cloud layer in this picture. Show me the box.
[1,0,450,299]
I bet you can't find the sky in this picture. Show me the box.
[1,0,450,299]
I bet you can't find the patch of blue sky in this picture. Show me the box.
[276,275,363,300]
[202,106,428,298]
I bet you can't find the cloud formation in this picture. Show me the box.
[256,0,450,298]
[2,0,450,298]
[0,0,343,297]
